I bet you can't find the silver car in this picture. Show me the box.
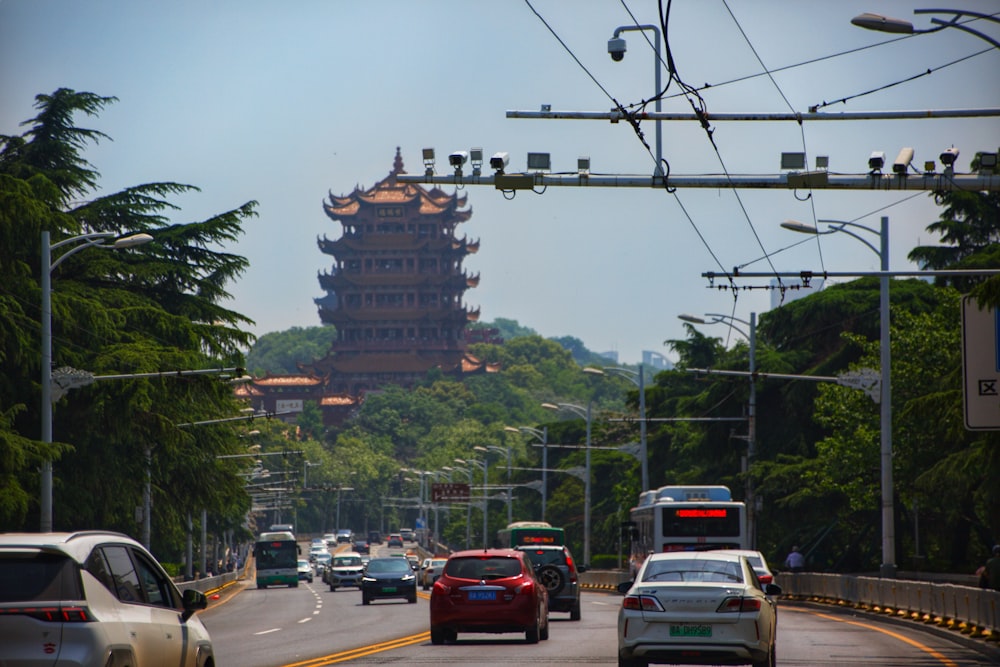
[617,550,780,667]
[0,531,213,666]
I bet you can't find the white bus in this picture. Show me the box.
[627,485,747,572]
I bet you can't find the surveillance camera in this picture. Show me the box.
[939,147,959,167]
[608,37,626,62]
[892,147,914,175]
[868,151,885,171]
[448,151,468,168]
[489,152,509,172]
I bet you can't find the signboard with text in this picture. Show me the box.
[275,399,303,413]
[962,296,1000,430]
[431,483,470,502]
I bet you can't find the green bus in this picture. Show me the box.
[496,521,565,548]
[255,531,299,588]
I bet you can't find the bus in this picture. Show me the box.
[254,531,300,588]
[495,521,565,548]
[627,485,747,571]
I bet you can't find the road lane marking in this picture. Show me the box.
[785,606,959,667]
[254,628,281,635]
[278,632,430,666]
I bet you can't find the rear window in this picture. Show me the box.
[642,558,743,584]
[519,548,566,567]
[445,556,523,580]
[0,552,82,603]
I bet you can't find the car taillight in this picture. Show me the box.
[717,596,761,613]
[622,595,664,612]
[432,580,450,595]
[0,605,93,622]
[515,581,535,595]
[564,552,576,574]
[758,574,773,585]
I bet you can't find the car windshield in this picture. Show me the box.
[642,558,743,583]
[298,560,309,568]
[366,558,411,574]
[335,556,362,567]
[445,556,522,580]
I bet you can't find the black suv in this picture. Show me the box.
[515,544,585,620]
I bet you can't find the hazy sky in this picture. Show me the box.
[3,1,998,364]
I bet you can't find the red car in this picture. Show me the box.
[430,548,549,644]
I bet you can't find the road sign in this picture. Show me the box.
[961,296,1000,430]
[431,482,470,502]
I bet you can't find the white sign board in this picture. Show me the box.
[275,399,303,413]
[962,296,1000,430]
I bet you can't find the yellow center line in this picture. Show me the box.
[784,606,959,667]
[279,632,430,666]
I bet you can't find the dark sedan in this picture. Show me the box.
[361,557,418,605]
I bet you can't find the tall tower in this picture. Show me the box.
[305,148,492,396]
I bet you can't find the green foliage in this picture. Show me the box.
[246,326,337,375]
[0,89,256,559]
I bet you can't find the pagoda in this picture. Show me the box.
[302,148,498,397]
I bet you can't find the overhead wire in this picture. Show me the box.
[523,0,736,289]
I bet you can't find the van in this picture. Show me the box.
[368,530,383,544]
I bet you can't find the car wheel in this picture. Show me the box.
[537,565,565,594]
[408,593,417,603]
[430,626,446,645]
[292,581,298,588]
[526,615,540,644]
[422,581,428,590]
[259,583,267,589]
[362,593,370,605]
[570,599,581,621]
[752,643,775,667]
[330,584,337,592]
[540,618,549,641]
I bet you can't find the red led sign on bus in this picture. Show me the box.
[520,535,557,544]
[675,508,729,519]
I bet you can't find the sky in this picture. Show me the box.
[2,1,998,365]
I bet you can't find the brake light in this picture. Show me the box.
[515,581,535,595]
[757,574,773,585]
[564,552,576,574]
[0,605,92,622]
[717,596,761,613]
[622,595,664,612]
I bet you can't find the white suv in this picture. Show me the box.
[0,531,214,666]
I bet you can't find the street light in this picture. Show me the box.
[40,230,152,532]
[476,444,512,524]
[782,216,895,577]
[609,24,664,177]
[505,426,548,520]
[678,312,758,549]
[584,366,649,491]
[852,9,1000,50]
[451,460,474,549]
[542,401,592,568]
[455,457,488,548]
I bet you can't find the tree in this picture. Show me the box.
[0,89,257,551]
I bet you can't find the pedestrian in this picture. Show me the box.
[983,544,1000,591]
[784,545,805,572]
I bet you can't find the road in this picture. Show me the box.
[201,578,999,666]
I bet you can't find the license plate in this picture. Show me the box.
[670,625,711,637]
[468,590,496,601]
[382,586,396,592]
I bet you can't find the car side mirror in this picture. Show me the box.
[617,580,634,595]
[577,565,588,573]
[181,589,207,620]
[765,583,782,596]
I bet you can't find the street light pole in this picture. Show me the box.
[677,312,757,548]
[782,216,894,577]
[852,9,1000,50]
[40,230,152,532]
[506,426,548,520]
[585,366,649,491]
[542,401,593,568]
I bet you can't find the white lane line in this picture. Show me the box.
[254,628,281,635]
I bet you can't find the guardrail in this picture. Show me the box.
[778,572,1000,642]
[580,569,999,643]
